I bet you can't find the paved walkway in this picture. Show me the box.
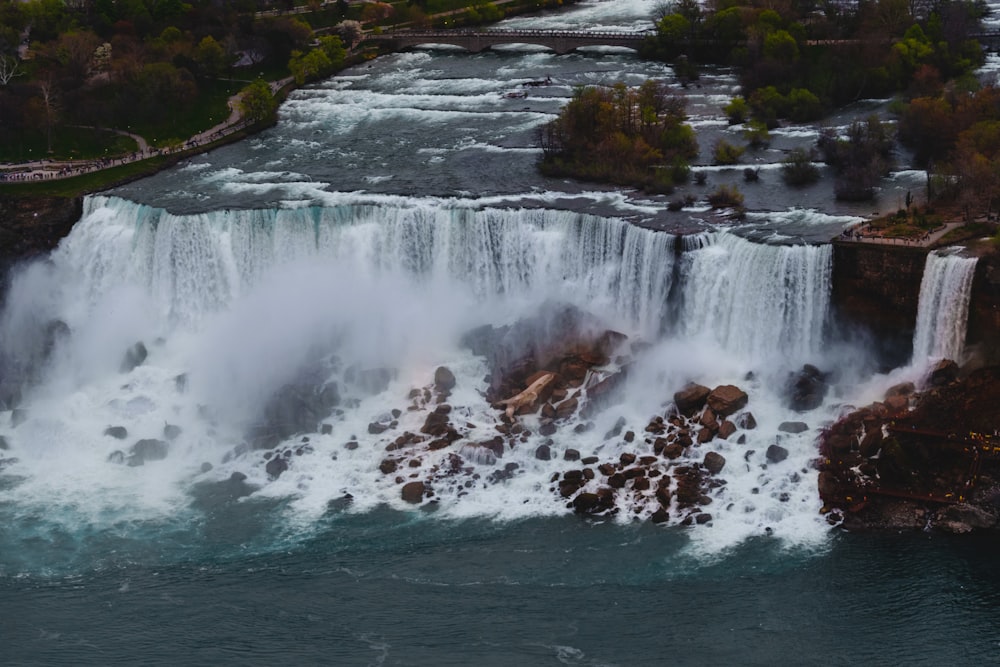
[836,220,966,248]
[0,78,292,183]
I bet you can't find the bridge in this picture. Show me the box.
[362,29,655,55]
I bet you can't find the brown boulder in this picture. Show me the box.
[885,394,909,414]
[674,383,711,416]
[718,420,737,440]
[707,385,748,417]
[703,451,726,475]
[554,396,579,420]
[401,481,426,503]
[434,366,456,394]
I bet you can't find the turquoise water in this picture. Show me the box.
[5,515,1000,665]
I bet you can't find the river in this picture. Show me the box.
[2,0,998,664]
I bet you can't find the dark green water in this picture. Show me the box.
[4,514,1000,666]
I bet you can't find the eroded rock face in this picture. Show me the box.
[819,366,1000,534]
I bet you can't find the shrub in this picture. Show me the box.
[713,139,745,165]
[781,147,820,186]
[707,184,745,209]
[723,96,749,125]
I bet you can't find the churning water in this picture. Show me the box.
[2,1,996,663]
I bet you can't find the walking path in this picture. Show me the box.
[836,220,966,248]
[0,78,292,184]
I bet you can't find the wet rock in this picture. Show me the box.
[369,422,391,435]
[703,451,726,475]
[706,385,748,417]
[321,423,333,435]
[564,448,580,461]
[735,412,757,430]
[662,442,684,459]
[718,420,737,440]
[104,426,128,440]
[127,439,168,466]
[766,444,789,464]
[401,481,426,504]
[928,359,959,387]
[581,368,629,415]
[674,383,711,416]
[379,459,398,474]
[778,421,809,434]
[107,450,125,464]
[265,456,288,479]
[555,396,578,419]
[421,410,451,436]
[434,366,456,394]
[651,508,670,524]
[120,342,148,373]
[535,443,552,461]
[163,424,182,441]
[623,430,635,443]
[620,452,636,466]
[785,364,828,411]
[697,427,715,444]
[538,421,557,436]
[695,513,713,524]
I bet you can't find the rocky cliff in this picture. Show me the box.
[0,195,82,278]
[831,241,927,364]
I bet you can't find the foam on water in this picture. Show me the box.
[0,195,853,566]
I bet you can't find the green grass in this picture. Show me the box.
[128,81,244,148]
[0,127,138,164]
[0,121,269,198]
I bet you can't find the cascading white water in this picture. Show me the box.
[0,195,844,555]
[912,249,979,363]
[677,232,832,364]
[44,195,677,336]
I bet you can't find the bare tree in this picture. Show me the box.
[0,55,24,86]
[38,80,60,154]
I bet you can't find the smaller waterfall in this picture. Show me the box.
[912,249,979,363]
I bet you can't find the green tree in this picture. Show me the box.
[194,36,227,80]
[289,48,332,84]
[239,79,277,123]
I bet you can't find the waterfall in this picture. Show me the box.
[677,232,832,363]
[912,249,979,363]
[0,196,680,348]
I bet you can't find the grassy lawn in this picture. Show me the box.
[0,127,138,164]
[127,81,244,148]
